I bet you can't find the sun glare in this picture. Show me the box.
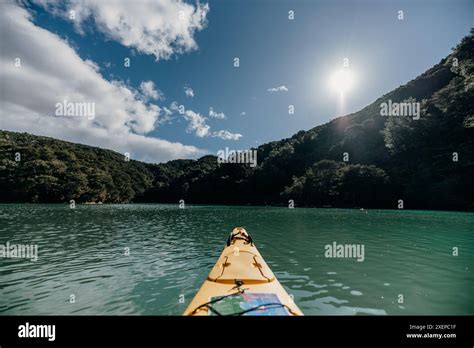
[330,69,355,94]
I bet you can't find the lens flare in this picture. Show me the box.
[330,69,355,94]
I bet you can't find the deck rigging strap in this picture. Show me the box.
[190,287,247,315]
[207,302,294,316]
[190,281,298,316]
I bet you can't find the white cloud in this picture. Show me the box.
[139,80,164,101]
[267,85,289,93]
[162,107,173,117]
[32,0,210,61]
[182,110,241,140]
[209,107,225,119]
[240,111,246,116]
[183,110,209,137]
[169,101,180,112]
[212,130,242,140]
[184,86,194,98]
[157,106,173,125]
[84,59,100,72]
[0,1,205,163]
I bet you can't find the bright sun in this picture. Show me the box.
[329,69,355,94]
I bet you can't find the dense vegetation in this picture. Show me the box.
[1,30,473,210]
[0,132,154,203]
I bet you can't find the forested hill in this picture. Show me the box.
[0,131,154,203]
[1,30,473,210]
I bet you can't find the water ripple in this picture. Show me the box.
[0,204,473,315]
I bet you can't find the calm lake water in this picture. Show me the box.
[0,204,473,315]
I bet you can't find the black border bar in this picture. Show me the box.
[0,315,472,346]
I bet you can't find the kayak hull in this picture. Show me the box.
[184,227,303,316]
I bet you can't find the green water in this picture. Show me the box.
[0,204,473,315]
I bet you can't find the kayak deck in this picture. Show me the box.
[183,227,303,316]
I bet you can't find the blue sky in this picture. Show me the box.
[1,0,473,162]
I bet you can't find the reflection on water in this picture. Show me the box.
[0,204,473,315]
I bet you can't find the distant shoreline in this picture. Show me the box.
[0,202,472,214]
